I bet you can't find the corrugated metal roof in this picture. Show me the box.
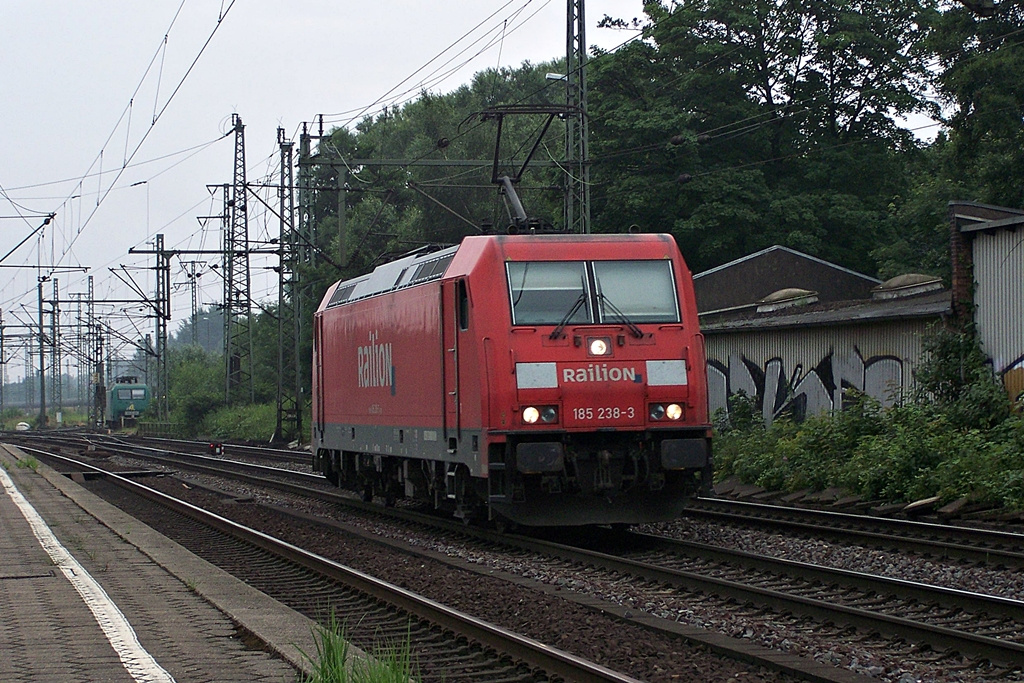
[701,289,950,332]
[959,213,1024,234]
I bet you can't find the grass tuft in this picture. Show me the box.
[299,610,416,683]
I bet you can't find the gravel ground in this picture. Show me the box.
[101,453,1024,683]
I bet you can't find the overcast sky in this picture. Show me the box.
[0,0,645,381]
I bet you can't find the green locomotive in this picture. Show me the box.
[105,376,149,427]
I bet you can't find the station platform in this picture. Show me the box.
[0,443,319,682]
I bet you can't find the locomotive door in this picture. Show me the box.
[313,314,325,442]
[441,279,464,448]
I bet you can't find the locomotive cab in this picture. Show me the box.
[480,237,712,526]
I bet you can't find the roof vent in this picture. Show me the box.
[756,287,818,313]
[872,273,942,300]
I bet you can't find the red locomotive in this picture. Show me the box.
[312,232,711,527]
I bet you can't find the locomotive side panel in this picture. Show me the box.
[317,282,452,461]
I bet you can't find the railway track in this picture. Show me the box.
[14,433,1024,680]
[599,531,1024,666]
[126,434,310,467]
[56,430,1024,572]
[681,496,1024,569]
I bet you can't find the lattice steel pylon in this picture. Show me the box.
[565,0,591,234]
[87,276,105,426]
[274,128,302,443]
[154,234,171,419]
[297,123,316,265]
[223,114,254,404]
[50,279,61,417]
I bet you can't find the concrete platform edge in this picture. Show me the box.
[2,444,342,679]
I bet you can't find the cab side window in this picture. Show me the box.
[457,279,469,331]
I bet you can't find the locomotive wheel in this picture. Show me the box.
[492,514,517,534]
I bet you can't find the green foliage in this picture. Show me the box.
[587,0,937,272]
[301,612,351,683]
[914,323,1011,429]
[871,147,966,282]
[0,408,32,431]
[166,345,225,437]
[930,417,1024,508]
[928,1,1024,207]
[16,456,39,471]
[200,403,277,442]
[837,402,950,500]
[714,390,762,433]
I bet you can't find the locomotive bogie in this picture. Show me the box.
[312,233,712,527]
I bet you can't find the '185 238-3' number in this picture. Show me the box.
[573,406,635,420]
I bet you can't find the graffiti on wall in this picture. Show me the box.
[1002,354,1024,404]
[707,348,904,424]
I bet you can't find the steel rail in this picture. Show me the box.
[455,528,1024,668]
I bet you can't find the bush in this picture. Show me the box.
[201,402,277,442]
[837,402,949,500]
[715,390,886,494]
[914,323,1011,429]
[925,415,1024,508]
[166,346,225,436]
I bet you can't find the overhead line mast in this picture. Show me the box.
[225,114,254,405]
[565,0,591,235]
[274,128,302,443]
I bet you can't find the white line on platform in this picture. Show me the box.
[1,465,176,683]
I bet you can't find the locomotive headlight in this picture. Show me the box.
[649,403,683,421]
[587,336,611,356]
[522,406,558,424]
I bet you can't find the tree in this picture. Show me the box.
[872,138,970,281]
[928,0,1024,207]
[590,0,938,273]
[165,345,224,435]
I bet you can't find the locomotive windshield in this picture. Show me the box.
[507,260,679,325]
[507,262,592,325]
[116,388,146,400]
